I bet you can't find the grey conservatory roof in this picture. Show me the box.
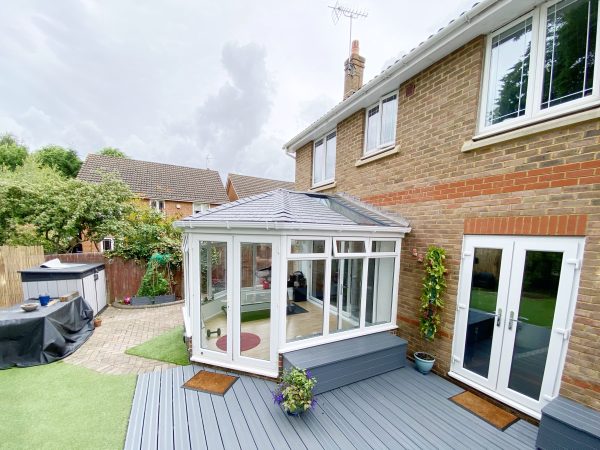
[175,189,410,232]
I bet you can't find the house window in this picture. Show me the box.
[364,92,398,155]
[149,199,165,213]
[100,237,114,252]
[480,0,599,131]
[312,130,336,186]
[193,203,209,214]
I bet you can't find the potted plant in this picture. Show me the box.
[272,367,317,416]
[416,246,447,374]
[132,252,177,305]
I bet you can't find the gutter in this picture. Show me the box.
[282,0,502,155]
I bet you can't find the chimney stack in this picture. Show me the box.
[343,40,365,100]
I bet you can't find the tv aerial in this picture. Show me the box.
[328,2,368,62]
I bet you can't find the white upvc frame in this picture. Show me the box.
[332,237,368,258]
[450,235,584,418]
[363,91,399,156]
[287,236,329,259]
[311,129,337,188]
[149,199,165,213]
[193,202,209,214]
[477,0,600,136]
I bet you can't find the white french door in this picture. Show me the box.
[191,235,279,377]
[451,235,583,416]
[232,236,279,375]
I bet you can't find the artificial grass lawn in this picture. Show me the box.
[125,325,190,366]
[470,287,556,327]
[0,362,135,450]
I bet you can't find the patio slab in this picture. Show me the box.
[64,303,183,374]
[124,364,539,449]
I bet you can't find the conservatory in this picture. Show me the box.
[175,190,410,377]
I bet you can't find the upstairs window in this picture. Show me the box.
[312,130,336,186]
[480,0,599,132]
[193,202,209,214]
[100,237,114,252]
[149,199,165,213]
[364,92,398,155]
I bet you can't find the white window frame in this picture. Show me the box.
[363,91,398,156]
[332,237,368,258]
[149,199,165,213]
[312,129,336,188]
[193,202,209,214]
[287,237,329,259]
[100,237,114,253]
[478,0,600,135]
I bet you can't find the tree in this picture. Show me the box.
[105,207,182,265]
[98,147,128,158]
[34,145,82,178]
[0,134,28,170]
[0,160,133,253]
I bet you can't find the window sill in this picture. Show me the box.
[355,145,399,167]
[463,106,600,152]
[310,181,336,192]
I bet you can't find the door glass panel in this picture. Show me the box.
[239,243,272,360]
[507,251,563,400]
[286,260,325,342]
[200,241,228,353]
[330,259,362,333]
[464,248,503,378]
[366,257,395,326]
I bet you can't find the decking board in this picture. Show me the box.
[125,364,539,449]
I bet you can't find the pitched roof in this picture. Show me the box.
[227,173,294,199]
[77,154,228,204]
[177,189,410,231]
[283,0,535,154]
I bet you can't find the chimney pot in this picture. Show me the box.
[351,40,360,55]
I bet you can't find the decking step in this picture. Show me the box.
[282,332,407,394]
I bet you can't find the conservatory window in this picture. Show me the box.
[365,258,395,326]
[199,241,228,353]
[286,259,325,342]
[334,239,367,255]
[330,258,363,333]
[290,239,326,255]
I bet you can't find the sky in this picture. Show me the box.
[0,0,476,182]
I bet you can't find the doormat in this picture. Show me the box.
[182,370,238,396]
[450,391,518,430]
[216,332,260,352]
[287,304,308,315]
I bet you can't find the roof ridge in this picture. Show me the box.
[229,172,294,184]
[86,153,221,175]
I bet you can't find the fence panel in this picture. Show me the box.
[0,246,45,307]
[44,253,183,303]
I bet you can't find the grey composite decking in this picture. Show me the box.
[283,332,407,394]
[536,396,600,450]
[124,364,538,449]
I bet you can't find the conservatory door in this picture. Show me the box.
[451,236,583,416]
[194,237,234,366]
[233,236,279,375]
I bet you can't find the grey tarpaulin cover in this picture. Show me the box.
[0,296,94,369]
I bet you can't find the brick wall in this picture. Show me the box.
[294,36,600,411]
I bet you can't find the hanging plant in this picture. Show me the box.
[419,246,447,341]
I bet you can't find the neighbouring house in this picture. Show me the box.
[282,0,600,419]
[77,154,228,252]
[225,173,294,201]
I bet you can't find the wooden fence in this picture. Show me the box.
[45,253,184,303]
[0,246,45,307]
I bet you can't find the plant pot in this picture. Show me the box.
[94,318,102,327]
[414,352,435,374]
[286,409,302,417]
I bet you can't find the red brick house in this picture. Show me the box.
[77,154,228,251]
[225,173,294,201]
[284,0,600,418]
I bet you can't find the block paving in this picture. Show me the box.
[64,304,183,375]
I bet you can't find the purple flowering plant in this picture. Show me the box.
[272,367,317,414]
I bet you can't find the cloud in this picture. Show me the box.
[192,42,274,173]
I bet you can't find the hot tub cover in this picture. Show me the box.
[0,296,94,369]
